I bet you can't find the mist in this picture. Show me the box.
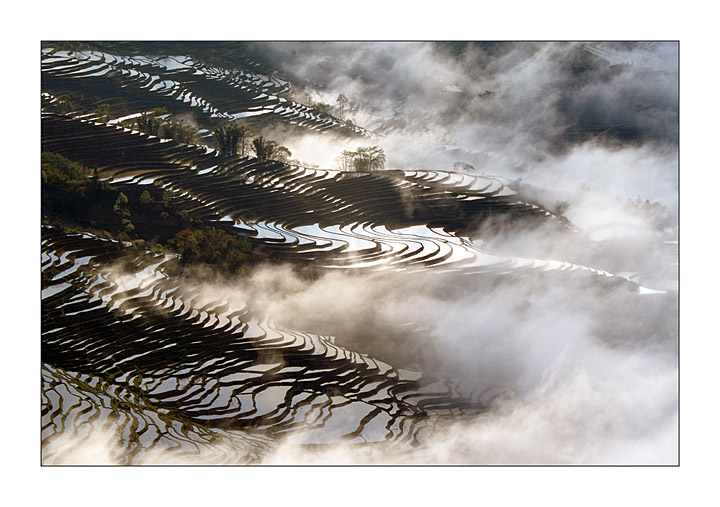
[124,221,674,464]
[247,42,677,172]
[239,41,677,463]
[41,40,678,465]
[44,249,676,464]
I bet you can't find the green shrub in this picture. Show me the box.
[172,227,251,273]
[114,192,130,217]
[41,152,91,212]
[94,103,111,122]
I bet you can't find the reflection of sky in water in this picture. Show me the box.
[298,400,382,444]
[155,56,191,71]
[218,214,631,280]
[229,110,272,119]
[295,223,376,252]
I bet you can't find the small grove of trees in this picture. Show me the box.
[41,152,92,214]
[339,146,386,172]
[212,124,293,163]
[41,150,258,276]
[41,152,90,190]
[172,227,252,274]
[162,119,199,144]
[136,109,164,136]
[309,94,350,121]
[212,125,291,162]
[251,136,291,162]
[625,197,672,230]
[134,109,199,144]
[310,101,334,115]
[213,124,254,156]
[42,152,143,232]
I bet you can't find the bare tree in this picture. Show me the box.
[336,94,349,121]
[338,150,355,171]
[341,146,386,172]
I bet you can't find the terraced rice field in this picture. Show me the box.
[40,41,678,465]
